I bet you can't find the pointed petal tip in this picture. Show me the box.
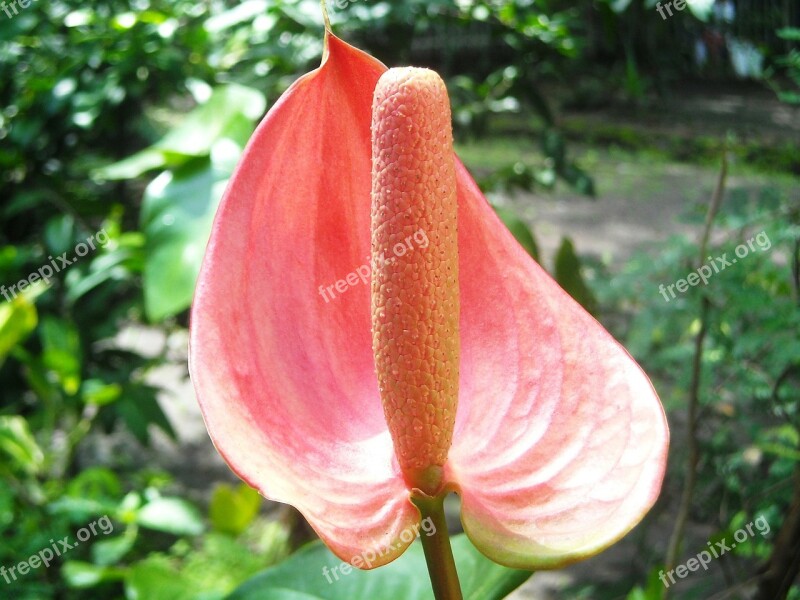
[322,0,332,34]
[189,24,422,568]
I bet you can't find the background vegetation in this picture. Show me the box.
[1,1,798,598]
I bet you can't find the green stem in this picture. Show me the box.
[411,491,463,600]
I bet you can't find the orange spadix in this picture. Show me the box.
[370,68,460,496]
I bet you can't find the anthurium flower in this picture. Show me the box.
[189,27,668,573]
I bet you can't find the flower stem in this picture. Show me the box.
[411,491,463,600]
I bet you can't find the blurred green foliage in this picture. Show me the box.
[769,27,800,105]
[589,187,800,599]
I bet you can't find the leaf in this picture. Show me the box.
[66,466,122,500]
[559,163,595,197]
[777,27,800,41]
[48,496,118,522]
[626,567,669,600]
[62,561,125,589]
[93,149,167,182]
[686,0,715,21]
[0,415,44,475]
[609,0,633,13]
[92,527,138,566]
[210,484,262,536]
[204,0,269,33]
[137,497,204,536]
[226,533,532,600]
[39,316,82,395]
[554,236,598,315]
[777,91,800,105]
[82,380,123,407]
[541,129,565,168]
[123,534,272,600]
[66,233,145,302]
[0,484,13,530]
[94,84,266,180]
[0,288,40,367]
[141,160,230,321]
[153,84,265,157]
[126,556,200,600]
[44,213,77,255]
[492,205,539,261]
[114,383,176,444]
[758,442,800,462]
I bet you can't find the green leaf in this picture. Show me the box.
[124,532,281,600]
[777,27,800,41]
[777,91,800,105]
[554,237,598,316]
[0,287,40,367]
[48,496,118,522]
[626,567,668,599]
[94,84,265,180]
[205,1,269,33]
[44,213,77,255]
[758,442,800,462]
[541,129,565,168]
[492,205,539,261]
[154,84,265,158]
[0,415,44,475]
[125,554,225,600]
[66,466,122,500]
[66,233,145,302]
[92,527,138,566]
[137,497,204,536]
[93,149,167,183]
[141,160,230,321]
[210,484,262,536]
[115,383,176,443]
[126,555,211,600]
[227,533,532,600]
[558,163,595,197]
[608,0,633,13]
[685,0,715,21]
[82,380,123,407]
[63,561,126,589]
[39,316,82,395]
